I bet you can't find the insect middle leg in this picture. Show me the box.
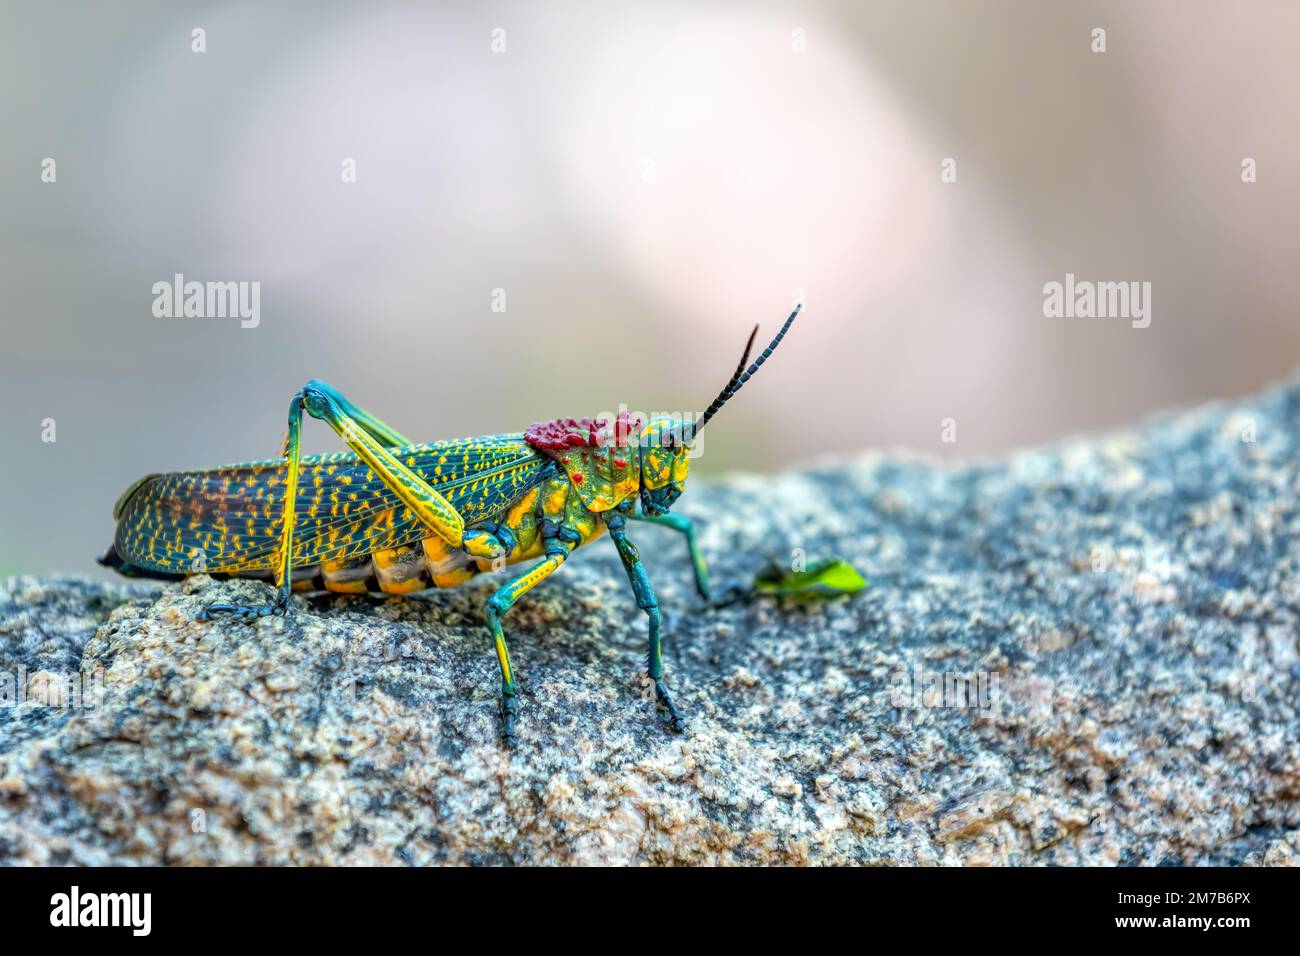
[606,514,686,733]
[485,545,572,746]
[201,380,500,621]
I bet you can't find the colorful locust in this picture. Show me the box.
[101,306,800,744]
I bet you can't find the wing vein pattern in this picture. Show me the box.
[113,434,552,573]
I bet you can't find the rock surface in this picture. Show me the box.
[3,378,1300,866]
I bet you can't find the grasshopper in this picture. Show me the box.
[101,306,800,744]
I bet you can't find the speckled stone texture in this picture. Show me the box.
[3,378,1300,866]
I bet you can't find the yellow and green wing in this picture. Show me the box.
[109,434,554,574]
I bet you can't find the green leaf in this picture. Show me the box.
[754,557,868,598]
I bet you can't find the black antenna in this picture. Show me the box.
[706,323,759,418]
[692,303,801,436]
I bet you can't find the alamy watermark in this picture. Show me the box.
[50,886,151,936]
[587,404,705,457]
[152,274,261,328]
[1043,273,1151,329]
[1,666,105,713]
[889,662,1001,715]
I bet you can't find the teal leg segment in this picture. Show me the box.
[607,515,686,733]
[630,511,711,600]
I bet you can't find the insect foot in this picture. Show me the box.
[705,580,752,609]
[197,597,289,623]
[499,692,520,748]
[655,680,687,733]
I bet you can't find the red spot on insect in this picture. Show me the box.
[524,418,593,452]
[526,410,647,459]
[570,472,583,484]
[613,458,627,469]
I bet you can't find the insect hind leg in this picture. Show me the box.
[200,379,483,624]
[198,387,307,623]
[298,379,412,448]
[197,600,284,621]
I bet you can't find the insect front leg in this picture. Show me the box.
[606,514,686,733]
[632,508,753,607]
[629,510,711,601]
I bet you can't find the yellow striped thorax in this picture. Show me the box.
[522,411,691,514]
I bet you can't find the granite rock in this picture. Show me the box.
[3,379,1300,865]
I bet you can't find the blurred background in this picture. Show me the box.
[2,0,1298,577]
